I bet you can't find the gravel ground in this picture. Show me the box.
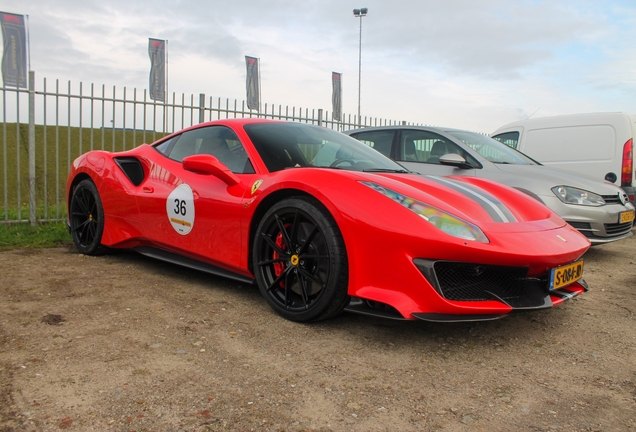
[0,232,635,432]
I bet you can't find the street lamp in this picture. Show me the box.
[353,7,368,126]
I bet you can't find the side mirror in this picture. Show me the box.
[439,153,472,169]
[182,154,240,186]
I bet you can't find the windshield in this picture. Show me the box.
[244,122,408,172]
[444,130,539,165]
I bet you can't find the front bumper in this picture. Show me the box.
[541,196,634,244]
[410,278,586,323]
[413,259,588,316]
[344,256,589,322]
[345,280,588,322]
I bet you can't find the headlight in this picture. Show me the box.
[551,186,605,206]
[361,181,489,243]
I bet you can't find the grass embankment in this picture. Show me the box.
[1,122,168,221]
[0,222,71,251]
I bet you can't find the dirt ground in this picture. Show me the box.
[0,232,635,432]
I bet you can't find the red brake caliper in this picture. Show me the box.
[272,229,288,288]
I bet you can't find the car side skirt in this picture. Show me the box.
[134,246,255,285]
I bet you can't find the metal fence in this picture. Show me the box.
[1,71,414,225]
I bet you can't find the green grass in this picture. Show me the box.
[0,221,72,251]
[1,122,168,221]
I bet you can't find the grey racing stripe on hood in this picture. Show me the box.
[425,176,518,223]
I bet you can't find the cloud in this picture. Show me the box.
[1,0,635,132]
[349,1,603,79]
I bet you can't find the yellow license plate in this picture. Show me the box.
[549,260,584,291]
[620,210,635,223]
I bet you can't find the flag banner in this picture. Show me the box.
[148,38,165,102]
[245,56,260,110]
[332,72,342,121]
[0,12,27,88]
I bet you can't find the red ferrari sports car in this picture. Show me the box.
[66,119,591,322]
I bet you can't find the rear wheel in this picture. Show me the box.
[70,179,106,255]
[253,197,349,322]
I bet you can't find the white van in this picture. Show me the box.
[491,112,635,202]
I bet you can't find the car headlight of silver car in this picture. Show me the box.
[361,181,489,243]
[551,186,605,206]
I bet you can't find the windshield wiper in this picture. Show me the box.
[315,165,349,170]
[363,168,411,173]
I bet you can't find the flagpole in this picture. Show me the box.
[165,39,169,133]
[26,14,31,70]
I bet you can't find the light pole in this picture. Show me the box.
[353,7,367,126]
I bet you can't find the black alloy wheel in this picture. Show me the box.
[70,179,106,255]
[253,197,349,322]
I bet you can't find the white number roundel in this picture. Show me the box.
[166,184,195,235]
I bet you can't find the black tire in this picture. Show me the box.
[253,197,349,322]
[70,179,106,255]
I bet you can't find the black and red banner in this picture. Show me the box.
[332,72,342,121]
[245,56,260,110]
[0,12,27,88]
[148,38,165,102]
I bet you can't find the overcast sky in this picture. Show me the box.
[2,0,635,132]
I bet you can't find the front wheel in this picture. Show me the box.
[70,179,106,255]
[253,197,349,322]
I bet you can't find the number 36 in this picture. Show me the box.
[174,199,187,216]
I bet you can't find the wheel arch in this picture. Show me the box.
[247,188,340,275]
[67,172,94,215]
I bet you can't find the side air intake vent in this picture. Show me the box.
[114,157,145,186]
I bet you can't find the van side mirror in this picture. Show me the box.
[439,153,472,169]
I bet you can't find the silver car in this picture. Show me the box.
[346,126,635,245]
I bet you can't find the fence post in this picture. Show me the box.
[199,93,205,124]
[28,71,36,226]
[317,109,323,126]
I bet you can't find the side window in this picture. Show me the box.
[197,127,254,173]
[349,131,395,157]
[160,126,254,173]
[165,132,198,162]
[399,131,462,164]
[492,132,520,149]
[154,135,180,155]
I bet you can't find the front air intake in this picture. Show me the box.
[414,259,531,302]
